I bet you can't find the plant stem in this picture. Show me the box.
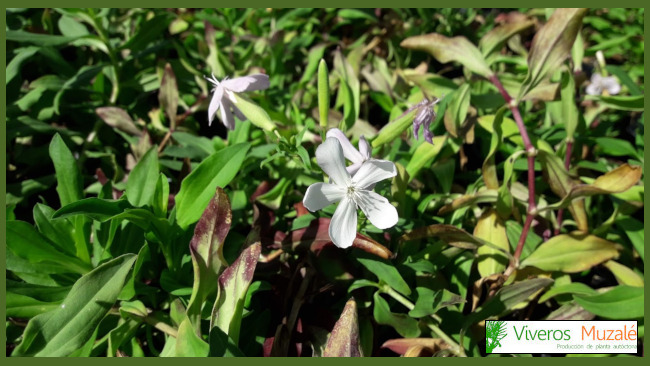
[489,75,537,271]
[555,140,573,235]
[382,286,466,357]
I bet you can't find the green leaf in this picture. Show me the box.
[465,278,553,326]
[538,282,597,303]
[211,243,261,344]
[159,63,179,127]
[356,252,411,296]
[479,19,535,58]
[481,107,507,189]
[175,318,209,357]
[175,143,250,229]
[126,147,160,207]
[121,13,173,51]
[373,292,420,338]
[6,292,62,318]
[95,107,141,136]
[615,216,644,261]
[401,33,493,77]
[49,133,83,207]
[518,8,587,99]
[53,64,104,114]
[405,136,447,179]
[538,150,589,231]
[208,326,245,357]
[323,298,362,357]
[574,286,643,319]
[12,254,137,356]
[53,197,131,221]
[372,107,419,148]
[7,220,91,275]
[595,137,640,158]
[521,233,619,273]
[318,58,330,128]
[6,46,40,84]
[33,203,76,256]
[6,30,78,46]
[230,93,276,131]
[443,83,471,137]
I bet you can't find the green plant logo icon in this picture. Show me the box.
[486,321,508,353]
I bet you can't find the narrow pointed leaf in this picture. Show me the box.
[126,146,159,207]
[12,254,137,356]
[323,298,362,357]
[49,133,83,207]
[96,107,141,136]
[211,242,261,344]
[175,142,250,229]
[574,286,643,319]
[518,8,588,99]
[318,58,330,128]
[538,150,588,231]
[159,63,179,127]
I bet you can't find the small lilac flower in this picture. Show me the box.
[303,138,398,248]
[206,73,270,130]
[393,97,442,144]
[586,73,621,96]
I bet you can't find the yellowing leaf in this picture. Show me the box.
[475,209,510,277]
[401,34,493,77]
[521,233,619,273]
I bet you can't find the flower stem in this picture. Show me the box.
[489,75,537,271]
[382,286,466,357]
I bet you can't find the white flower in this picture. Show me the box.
[303,137,399,249]
[586,73,621,96]
[206,73,270,129]
[326,128,378,176]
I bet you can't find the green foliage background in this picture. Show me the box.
[5,8,644,357]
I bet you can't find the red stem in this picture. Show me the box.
[489,75,537,271]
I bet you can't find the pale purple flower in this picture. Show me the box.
[303,138,398,248]
[586,73,621,96]
[392,97,441,144]
[206,73,270,129]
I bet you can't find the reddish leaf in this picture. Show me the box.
[323,298,362,357]
[381,338,449,356]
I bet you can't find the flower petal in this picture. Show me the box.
[602,76,621,95]
[346,161,363,176]
[352,159,396,190]
[585,83,601,96]
[358,135,371,160]
[303,183,346,212]
[316,138,352,186]
[326,128,365,164]
[355,190,398,229]
[329,197,358,248]
[222,74,270,92]
[208,84,224,126]
[219,99,236,130]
